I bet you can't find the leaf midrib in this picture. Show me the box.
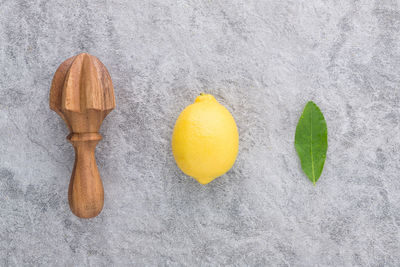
[310,105,315,185]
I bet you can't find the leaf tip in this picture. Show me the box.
[306,100,316,107]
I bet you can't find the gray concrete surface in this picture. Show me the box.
[1,0,400,266]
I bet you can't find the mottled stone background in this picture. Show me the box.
[1,0,400,266]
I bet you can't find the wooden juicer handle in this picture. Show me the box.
[50,53,115,218]
[68,132,103,218]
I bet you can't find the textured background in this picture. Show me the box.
[1,0,400,266]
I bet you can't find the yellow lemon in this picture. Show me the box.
[172,93,239,184]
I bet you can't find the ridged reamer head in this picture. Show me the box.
[50,53,115,132]
[50,53,115,113]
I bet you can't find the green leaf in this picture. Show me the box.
[295,101,328,185]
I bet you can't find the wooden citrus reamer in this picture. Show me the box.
[50,53,115,218]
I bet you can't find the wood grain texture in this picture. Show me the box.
[50,53,115,218]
